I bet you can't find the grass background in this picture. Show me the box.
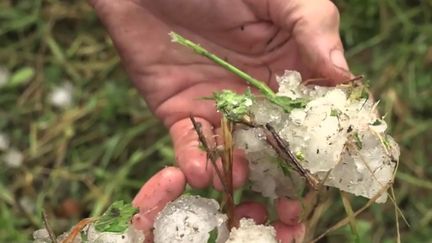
[0,0,431,242]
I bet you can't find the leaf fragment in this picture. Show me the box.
[94,201,138,233]
[269,96,307,113]
[354,132,363,150]
[213,89,254,122]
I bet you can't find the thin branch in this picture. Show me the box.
[303,75,365,86]
[42,210,57,243]
[62,218,94,243]
[189,115,228,194]
[170,32,275,98]
[221,116,235,229]
[264,123,320,190]
[190,115,235,228]
[311,182,391,243]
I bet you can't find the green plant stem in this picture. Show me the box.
[169,32,276,98]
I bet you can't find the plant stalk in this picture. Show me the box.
[221,116,235,229]
[169,32,276,98]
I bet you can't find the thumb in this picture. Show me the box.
[267,0,353,85]
[297,36,352,85]
[292,1,353,85]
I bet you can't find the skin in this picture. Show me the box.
[90,0,352,242]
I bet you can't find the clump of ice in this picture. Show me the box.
[48,82,74,108]
[234,128,304,199]
[2,148,24,168]
[153,195,228,243]
[33,224,145,243]
[226,218,277,243]
[235,70,399,203]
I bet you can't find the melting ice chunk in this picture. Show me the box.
[234,128,304,199]
[235,70,399,203]
[226,218,277,243]
[153,195,228,243]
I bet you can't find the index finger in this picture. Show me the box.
[132,167,186,233]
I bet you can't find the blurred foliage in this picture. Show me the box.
[0,0,172,241]
[331,1,432,242]
[0,0,431,242]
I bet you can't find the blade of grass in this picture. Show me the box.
[311,182,391,242]
[169,32,275,98]
[170,32,307,112]
[390,186,401,243]
[340,192,360,243]
[396,171,432,190]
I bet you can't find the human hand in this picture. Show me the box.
[90,0,351,241]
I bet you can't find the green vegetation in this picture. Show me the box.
[171,32,307,113]
[94,201,137,233]
[0,0,431,242]
[213,89,254,122]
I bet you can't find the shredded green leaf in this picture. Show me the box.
[269,96,307,113]
[330,108,342,117]
[207,228,218,243]
[213,88,254,122]
[295,151,305,161]
[354,132,363,150]
[371,119,382,126]
[349,84,370,101]
[94,201,138,233]
[278,159,293,177]
[383,135,391,150]
[80,229,89,243]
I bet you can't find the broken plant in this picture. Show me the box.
[34,32,407,243]
[170,32,406,242]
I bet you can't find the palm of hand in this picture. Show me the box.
[101,0,347,126]
[101,1,300,187]
[92,0,350,241]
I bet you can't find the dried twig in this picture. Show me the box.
[221,116,235,229]
[264,123,320,190]
[42,210,57,243]
[189,115,228,193]
[303,75,365,86]
[62,218,94,243]
[190,115,235,228]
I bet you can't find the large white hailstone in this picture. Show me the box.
[235,70,399,203]
[226,218,277,243]
[0,133,10,151]
[49,82,74,108]
[153,195,228,243]
[2,148,24,168]
[0,66,9,88]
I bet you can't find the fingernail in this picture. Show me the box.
[330,49,349,71]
